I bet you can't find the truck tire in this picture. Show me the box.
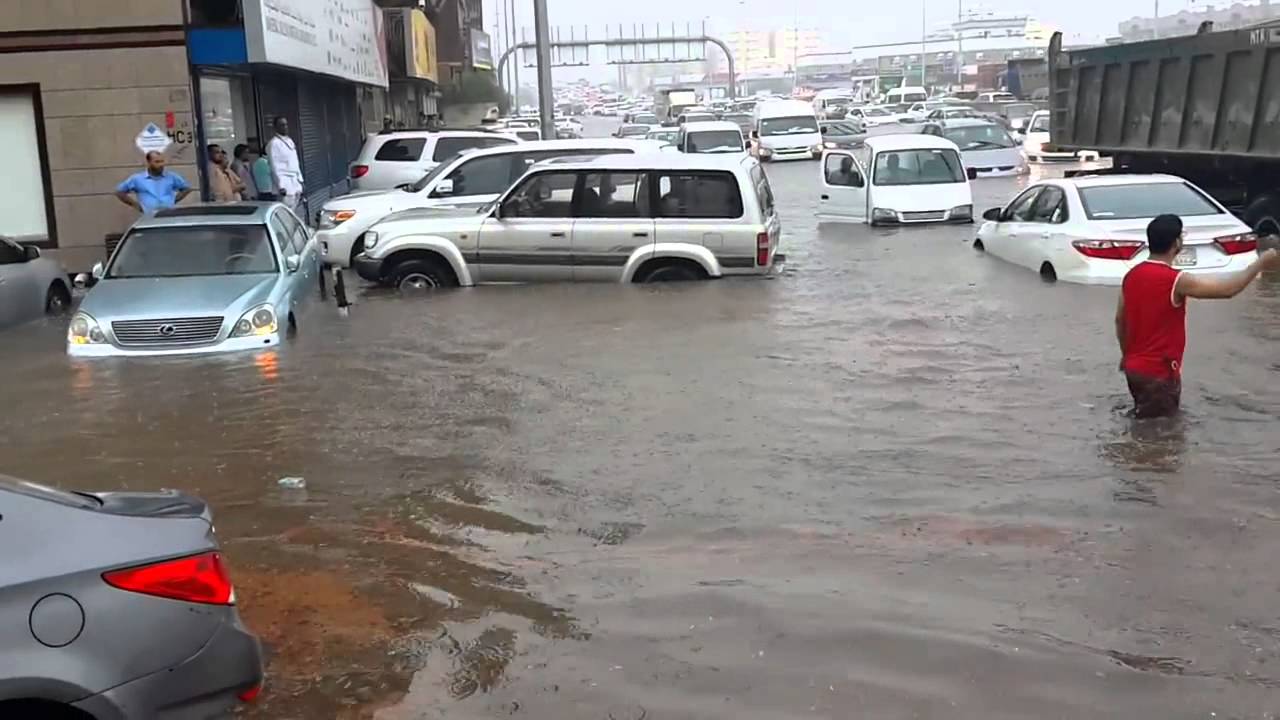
[1244,195,1280,237]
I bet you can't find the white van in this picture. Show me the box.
[751,100,822,162]
[812,89,854,120]
[677,121,747,154]
[884,86,928,106]
[817,134,976,225]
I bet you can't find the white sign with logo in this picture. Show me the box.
[243,0,389,88]
[135,123,172,155]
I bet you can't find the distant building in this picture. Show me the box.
[724,28,823,74]
[1113,0,1280,41]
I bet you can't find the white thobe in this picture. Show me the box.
[267,134,303,208]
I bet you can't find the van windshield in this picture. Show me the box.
[1029,114,1050,132]
[760,116,819,136]
[688,131,744,153]
[873,149,965,186]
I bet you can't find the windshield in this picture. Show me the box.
[873,149,965,186]
[410,155,460,192]
[1079,182,1222,220]
[620,125,649,136]
[1002,104,1037,120]
[687,131,743,153]
[723,113,752,125]
[633,113,658,124]
[822,122,860,135]
[944,124,1016,150]
[108,225,277,278]
[1029,114,1050,132]
[760,115,819,136]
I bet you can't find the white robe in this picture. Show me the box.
[267,135,303,199]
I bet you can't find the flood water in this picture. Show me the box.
[4,126,1280,718]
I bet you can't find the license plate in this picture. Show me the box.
[1174,247,1198,267]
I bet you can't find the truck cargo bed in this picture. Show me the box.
[1048,26,1280,158]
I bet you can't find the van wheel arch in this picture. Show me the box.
[633,257,709,283]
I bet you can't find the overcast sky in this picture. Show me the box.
[480,0,1222,80]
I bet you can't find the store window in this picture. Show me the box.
[199,75,257,149]
[0,85,54,245]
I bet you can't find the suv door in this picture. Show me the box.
[0,239,37,328]
[366,137,430,190]
[652,170,751,268]
[818,150,868,223]
[476,170,577,283]
[572,172,654,281]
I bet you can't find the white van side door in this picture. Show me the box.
[818,150,868,223]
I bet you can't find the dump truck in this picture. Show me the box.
[1047,26,1280,235]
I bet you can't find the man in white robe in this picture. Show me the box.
[266,116,304,214]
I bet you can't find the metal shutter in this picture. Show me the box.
[297,78,330,215]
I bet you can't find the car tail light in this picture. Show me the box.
[756,232,770,266]
[238,682,263,703]
[1214,232,1257,255]
[350,164,370,179]
[103,552,234,605]
[1071,239,1144,260]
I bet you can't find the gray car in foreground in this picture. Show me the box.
[0,475,263,718]
[0,237,70,329]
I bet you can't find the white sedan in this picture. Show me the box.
[975,174,1259,285]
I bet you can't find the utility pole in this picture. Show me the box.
[921,0,928,87]
[1153,0,1160,38]
[956,0,963,88]
[532,0,556,139]
[509,0,520,110]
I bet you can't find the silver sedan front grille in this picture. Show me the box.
[111,316,225,347]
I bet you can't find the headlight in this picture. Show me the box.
[319,209,356,230]
[950,204,973,220]
[758,146,773,156]
[823,141,837,149]
[872,207,897,222]
[230,304,277,338]
[67,312,106,345]
[810,144,823,153]
[363,231,379,250]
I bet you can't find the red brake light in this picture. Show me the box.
[756,231,770,266]
[103,552,234,605]
[1071,239,1144,260]
[350,164,370,179]
[1215,232,1257,255]
[237,682,263,703]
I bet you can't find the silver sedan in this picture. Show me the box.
[0,237,70,329]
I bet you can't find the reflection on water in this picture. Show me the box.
[2,149,1280,717]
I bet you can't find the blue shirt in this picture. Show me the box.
[116,170,190,214]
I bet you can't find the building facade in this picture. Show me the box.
[1114,0,1280,41]
[724,28,823,74]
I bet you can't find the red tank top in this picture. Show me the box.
[1121,261,1187,379]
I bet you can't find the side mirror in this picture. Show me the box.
[751,130,760,139]
[820,126,828,134]
[982,207,1002,221]
[23,245,40,261]
[286,255,301,272]
[434,178,454,196]
[967,167,979,181]
[73,273,91,290]
[91,262,104,280]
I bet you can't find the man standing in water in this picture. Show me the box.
[1116,213,1279,417]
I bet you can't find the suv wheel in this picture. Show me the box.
[638,262,704,283]
[392,258,457,292]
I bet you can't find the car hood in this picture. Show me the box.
[1089,214,1250,245]
[81,274,278,321]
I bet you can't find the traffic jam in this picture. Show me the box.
[3,22,1280,720]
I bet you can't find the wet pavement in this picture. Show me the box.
[4,118,1280,718]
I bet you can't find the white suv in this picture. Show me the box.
[318,139,663,268]
[353,153,782,289]
[347,130,518,191]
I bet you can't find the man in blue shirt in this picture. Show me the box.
[115,151,193,214]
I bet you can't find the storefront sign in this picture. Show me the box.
[470,29,493,71]
[243,0,389,87]
[387,8,438,82]
[135,123,172,155]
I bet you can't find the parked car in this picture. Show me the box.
[0,474,263,717]
[348,130,518,191]
[846,105,911,128]
[818,134,976,226]
[555,118,583,139]
[353,153,782,289]
[751,99,822,161]
[318,139,662,268]
[819,120,864,149]
[885,86,929,105]
[976,91,1017,103]
[975,174,1259,284]
[677,121,747,154]
[921,106,984,122]
[614,123,652,138]
[68,204,321,357]
[922,118,1028,177]
[0,237,70,329]
[625,111,660,125]
[720,111,755,137]
[1021,110,1080,162]
[498,127,542,142]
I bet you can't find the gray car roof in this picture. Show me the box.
[132,203,282,228]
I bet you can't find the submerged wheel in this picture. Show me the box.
[44,282,70,315]
[1039,262,1058,282]
[391,258,457,292]
[973,239,985,252]
[637,261,704,283]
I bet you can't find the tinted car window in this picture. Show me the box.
[579,173,644,218]
[0,239,25,264]
[445,154,516,196]
[751,165,775,217]
[374,138,426,162]
[433,136,495,161]
[1031,186,1067,223]
[1006,187,1042,221]
[273,210,308,255]
[1079,182,1222,220]
[656,172,744,219]
[501,172,578,218]
[109,225,277,278]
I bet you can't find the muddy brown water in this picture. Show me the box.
[4,136,1280,718]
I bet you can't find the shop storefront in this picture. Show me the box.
[187,0,388,219]
[385,8,441,127]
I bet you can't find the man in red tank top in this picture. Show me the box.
[1116,214,1278,418]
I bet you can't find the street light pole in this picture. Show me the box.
[532,0,556,139]
[921,0,928,87]
[510,0,520,110]
[956,0,963,88]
